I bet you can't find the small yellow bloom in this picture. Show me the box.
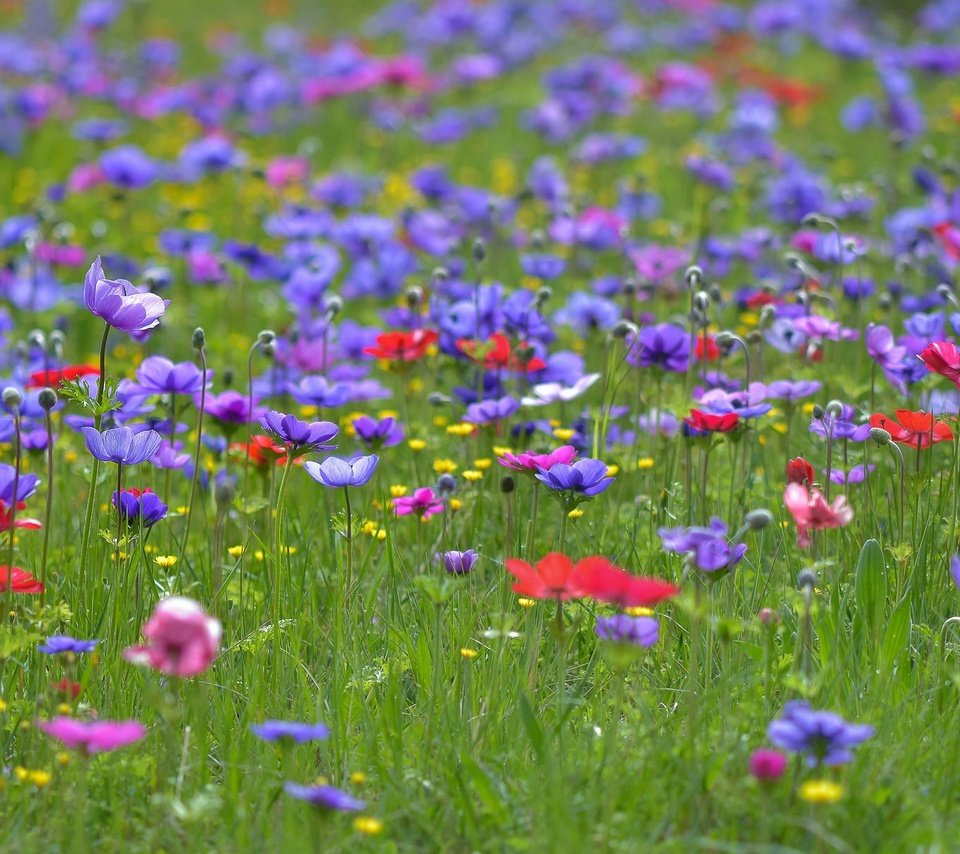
[798,779,844,804]
[433,459,457,474]
[492,446,512,457]
[771,422,788,435]
[376,530,387,542]
[14,767,28,782]
[625,606,654,617]
[28,770,51,788]
[637,458,654,470]
[462,470,483,482]
[553,428,575,441]
[473,458,492,470]
[390,484,408,498]
[313,775,330,786]
[408,378,424,394]
[460,647,479,659]
[282,545,297,556]
[567,508,584,519]
[349,771,367,785]
[57,752,70,767]
[362,521,378,535]
[408,439,426,452]
[449,498,462,512]
[605,465,619,477]
[299,406,319,418]
[154,555,178,569]
[446,423,475,438]
[254,550,265,561]
[0,698,7,713]
[227,545,244,558]
[144,544,156,554]
[353,816,384,835]
[377,410,399,420]
[56,703,71,715]
[434,415,450,428]
[64,449,78,464]
[802,402,816,416]
[176,505,189,514]
[518,598,536,609]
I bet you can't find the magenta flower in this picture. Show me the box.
[124,596,221,678]
[749,748,787,781]
[498,445,577,474]
[38,717,146,755]
[392,487,444,519]
[83,257,168,333]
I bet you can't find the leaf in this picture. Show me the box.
[517,690,547,763]
[855,538,887,644]
[233,496,270,515]
[880,597,910,676]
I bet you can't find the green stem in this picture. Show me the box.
[4,409,21,620]
[39,409,54,606]
[179,346,207,564]
[343,486,353,592]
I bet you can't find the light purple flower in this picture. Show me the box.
[303,455,379,488]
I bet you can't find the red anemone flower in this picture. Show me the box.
[694,336,721,361]
[0,566,44,593]
[0,501,42,532]
[571,558,680,608]
[786,457,815,486]
[456,332,546,373]
[918,341,960,385]
[26,364,100,388]
[869,410,953,450]
[363,329,437,362]
[231,435,288,467]
[505,553,587,601]
[684,409,740,434]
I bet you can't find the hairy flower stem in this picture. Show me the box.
[525,482,540,558]
[39,408,55,605]
[78,322,111,593]
[273,451,294,629]
[4,408,22,620]
[179,345,207,565]
[343,486,353,592]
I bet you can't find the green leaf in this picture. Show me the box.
[855,538,887,643]
[460,754,509,824]
[517,690,547,763]
[880,597,911,676]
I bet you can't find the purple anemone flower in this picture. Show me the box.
[150,440,191,470]
[827,464,874,485]
[464,395,520,425]
[303,455,379,488]
[534,458,614,498]
[82,426,163,465]
[83,257,168,333]
[765,380,822,402]
[628,323,690,373]
[283,782,365,811]
[260,411,339,454]
[595,615,659,646]
[112,490,168,527]
[251,720,330,743]
[768,701,874,766]
[0,463,39,503]
[658,518,748,572]
[131,356,209,395]
[352,415,403,450]
[38,636,98,655]
[198,391,265,426]
[441,549,478,575]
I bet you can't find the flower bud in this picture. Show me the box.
[870,427,892,445]
[427,392,451,407]
[500,475,515,494]
[535,286,552,307]
[27,329,46,349]
[758,607,779,625]
[825,400,843,417]
[684,265,703,289]
[797,568,819,590]
[811,404,825,420]
[472,238,486,262]
[324,295,343,319]
[2,387,23,408]
[611,320,639,340]
[48,330,65,356]
[257,330,276,347]
[38,388,58,411]
[192,328,205,350]
[437,473,457,496]
[404,285,424,308]
[744,509,773,530]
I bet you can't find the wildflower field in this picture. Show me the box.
[3,0,960,850]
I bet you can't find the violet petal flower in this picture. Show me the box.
[82,426,163,465]
[303,455,379,488]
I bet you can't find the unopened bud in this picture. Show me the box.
[324,295,343,319]
[192,328,205,350]
[611,320,639,340]
[472,238,486,263]
[825,400,843,417]
[257,330,276,347]
[27,329,46,349]
[758,607,779,625]
[534,286,552,307]
[693,291,710,312]
[38,388,58,411]
[427,393,451,407]
[745,509,773,531]
[2,387,23,408]
[797,568,819,590]
[437,473,457,496]
[811,405,825,420]
[500,475,515,494]
[404,285,424,308]
[684,265,703,288]
[870,427,892,445]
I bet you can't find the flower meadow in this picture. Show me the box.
[3,0,960,849]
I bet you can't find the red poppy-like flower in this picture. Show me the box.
[230,435,288,467]
[363,329,437,362]
[505,552,587,601]
[918,341,960,385]
[694,336,721,361]
[571,558,679,608]
[0,500,41,532]
[26,364,100,388]
[456,332,546,373]
[744,292,779,310]
[0,565,44,593]
[932,222,960,261]
[52,678,82,699]
[869,410,953,450]
[786,457,815,486]
[683,409,739,434]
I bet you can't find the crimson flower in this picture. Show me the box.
[505,552,587,601]
[26,364,100,388]
[456,332,546,372]
[0,565,44,593]
[363,329,437,362]
[683,409,739,434]
[785,457,815,486]
[918,341,960,385]
[869,410,953,450]
[230,435,288,468]
[572,558,680,608]
[694,336,721,361]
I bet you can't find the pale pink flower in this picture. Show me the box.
[783,483,853,548]
[124,596,221,677]
[39,717,146,755]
